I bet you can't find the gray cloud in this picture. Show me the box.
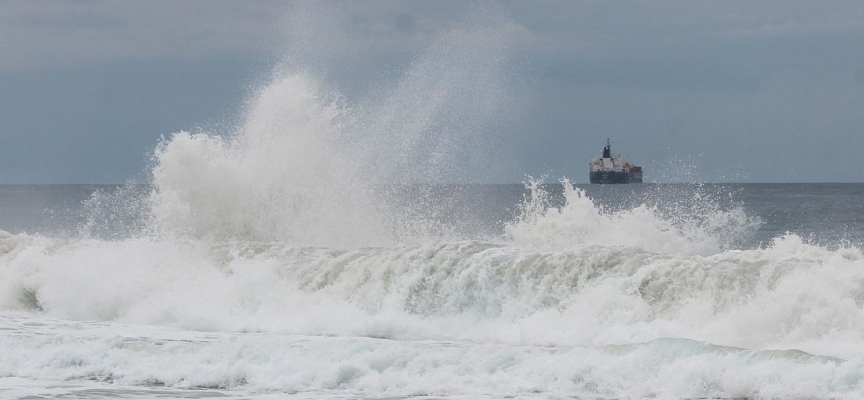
[1,0,863,183]
[0,1,284,72]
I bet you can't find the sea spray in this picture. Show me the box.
[2,226,863,352]
[2,5,864,399]
[2,231,864,398]
[149,75,387,247]
[505,178,760,256]
[145,7,521,247]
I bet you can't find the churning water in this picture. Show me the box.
[2,7,864,400]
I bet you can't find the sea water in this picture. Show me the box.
[3,8,864,399]
[2,182,863,399]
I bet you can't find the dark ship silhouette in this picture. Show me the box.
[589,139,643,184]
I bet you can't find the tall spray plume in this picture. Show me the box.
[148,6,522,247]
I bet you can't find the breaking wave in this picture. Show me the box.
[2,5,864,399]
[507,178,760,256]
[2,225,864,397]
[0,228,861,351]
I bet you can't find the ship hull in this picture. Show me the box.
[590,171,642,184]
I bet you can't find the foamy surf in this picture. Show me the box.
[3,187,864,398]
[0,312,862,399]
[2,228,863,348]
[3,167,864,400]
[3,5,864,399]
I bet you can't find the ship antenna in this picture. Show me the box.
[602,138,612,158]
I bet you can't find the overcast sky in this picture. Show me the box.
[2,1,863,183]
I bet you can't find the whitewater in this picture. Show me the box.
[2,9,864,400]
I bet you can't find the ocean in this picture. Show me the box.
[3,12,864,398]
[1,182,863,399]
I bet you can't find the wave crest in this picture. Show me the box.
[506,178,761,256]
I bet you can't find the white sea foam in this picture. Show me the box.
[1,314,862,399]
[506,178,760,256]
[4,189,864,398]
[2,227,863,350]
[3,6,864,399]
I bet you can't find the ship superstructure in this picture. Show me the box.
[589,139,643,184]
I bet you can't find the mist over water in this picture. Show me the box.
[150,75,384,247]
[2,6,864,400]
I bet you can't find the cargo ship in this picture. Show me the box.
[589,139,643,184]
